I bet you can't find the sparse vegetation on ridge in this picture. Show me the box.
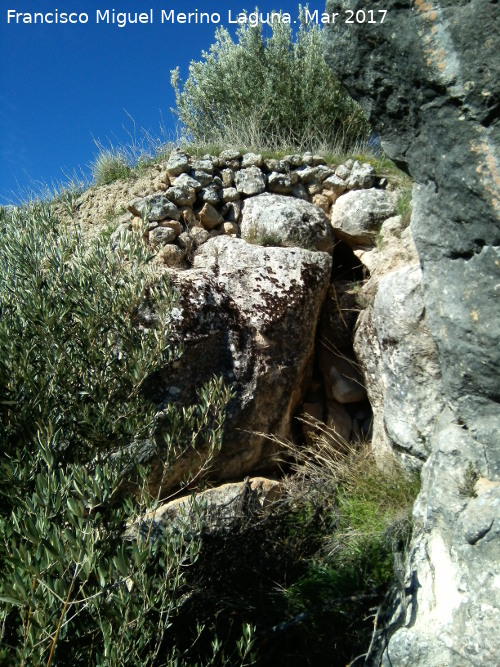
[170,8,370,152]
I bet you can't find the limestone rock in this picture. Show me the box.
[155,244,187,268]
[241,152,263,168]
[128,194,180,222]
[330,189,397,246]
[267,171,295,194]
[166,150,190,177]
[127,478,282,542]
[356,265,445,466]
[198,203,223,230]
[165,185,196,207]
[241,193,334,252]
[234,166,266,196]
[173,172,202,192]
[345,161,376,189]
[325,3,500,662]
[146,237,332,493]
[148,226,177,249]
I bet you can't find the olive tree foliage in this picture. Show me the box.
[0,205,252,665]
[170,9,370,151]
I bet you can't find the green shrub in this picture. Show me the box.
[0,203,241,664]
[171,9,370,152]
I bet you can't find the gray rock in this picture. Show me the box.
[330,189,397,246]
[292,183,310,201]
[241,153,263,168]
[345,161,376,189]
[220,168,234,187]
[267,171,295,194]
[155,244,187,268]
[325,1,500,663]
[335,164,350,180]
[149,226,177,249]
[234,166,266,196]
[128,194,180,222]
[241,193,334,252]
[166,150,190,176]
[199,186,220,205]
[221,187,239,203]
[263,158,289,173]
[173,172,202,192]
[191,170,213,187]
[191,159,214,174]
[165,185,196,207]
[355,265,445,467]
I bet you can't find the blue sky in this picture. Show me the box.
[0,0,326,204]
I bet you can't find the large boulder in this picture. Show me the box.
[147,236,332,494]
[241,193,334,251]
[325,1,500,664]
[354,265,444,468]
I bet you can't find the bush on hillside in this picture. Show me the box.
[171,10,370,151]
[0,204,239,664]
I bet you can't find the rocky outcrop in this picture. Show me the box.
[146,236,332,493]
[325,1,500,664]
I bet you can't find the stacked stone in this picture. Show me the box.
[115,148,384,267]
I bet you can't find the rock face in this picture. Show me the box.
[147,236,332,493]
[325,1,500,664]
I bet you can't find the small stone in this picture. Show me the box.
[173,172,202,192]
[200,186,220,205]
[312,155,327,166]
[335,164,351,180]
[220,168,234,187]
[302,152,314,165]
[242,152,263,168]
[176,232,194,253]
[322,174,348,200]
[234,166,266,196]
[191,170,213,186]
[346,161,376,189]
[180,206,201,228]
[312,194,330,213]
[292,183,310,201]
[166,150,190,176]
[306,179,322,196]
[128,194,180,222]
[263,158,289,173]
[159,219,183,236]
[156,244,187,268]
[190,227,210,246]
[294,166,317,183]
[223,221,239,236]
[225,201,242,223]
[344,159,354,170]
[314,165,335,182]
[268,171,294,194]
[221,187,240,203]
[284,154,303,167]
[191,159,214,174]
[198,203,223,229]
[166,185,196,207]
[149,226,177,249]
